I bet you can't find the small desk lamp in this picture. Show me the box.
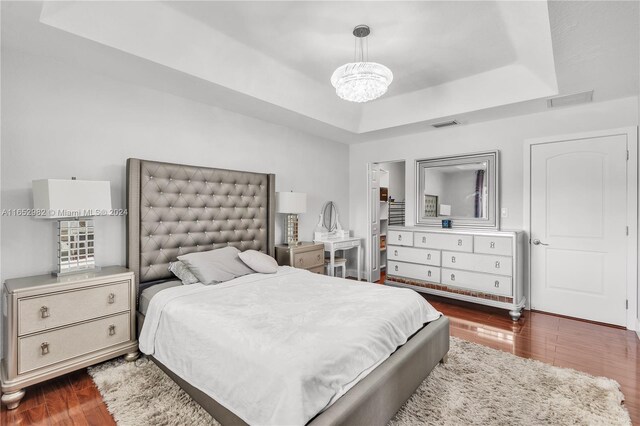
[32,178,112,276]
[276,191,307,246]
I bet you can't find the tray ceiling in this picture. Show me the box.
[2,1,637,143]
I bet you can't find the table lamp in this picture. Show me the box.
[276,191,307,246]
[32,178,112,276]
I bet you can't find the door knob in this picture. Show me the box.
[532,239,549,246]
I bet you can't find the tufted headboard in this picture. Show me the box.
[126,158,275,290]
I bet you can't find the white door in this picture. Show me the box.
[530,134,628,326]
[367,163,381,282]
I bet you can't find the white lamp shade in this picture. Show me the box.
[439,204,452,216]
[32,179,112,218]
[276,192,307,214]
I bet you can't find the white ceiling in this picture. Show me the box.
[1,1,638,144]
[166,1,518,97]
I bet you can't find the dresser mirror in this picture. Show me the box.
[416,151,498,229]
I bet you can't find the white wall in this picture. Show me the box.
[0,49,350,281]
[350,96,639,280]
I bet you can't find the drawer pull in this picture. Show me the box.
[398,235,402,241]
[41,342,49,355]
[427,270,432,278]
[494,280,500,288]
[108,325,116,336]
[422,236,426,243]
[298,258,304,265]
[490,241,495,249]
[495,261,501,269]
[427,253,431,260]
[450,274,455,281]
[457,239,463,246]
[394,265,399,272]
[40,306,50,319]
[317,254,322,262]
[108,293,116,304]
[451,256,456,263]
[394,250,398,256]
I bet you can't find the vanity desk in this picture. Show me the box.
[385,226,525,320]
[314,201,362,281]
[314,236,362,281]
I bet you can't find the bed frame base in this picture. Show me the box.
[148,316,449,426]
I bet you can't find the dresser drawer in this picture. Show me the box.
[388,261,440,283]
[388,246,440,266]
[333,239,360,250]
[387,230,413,247]
[441,252,512,276]
[414,232,473,252]
[474,236,512,256]
[441,269,512,296]
[18,312,130,374]
[292,249,324,269]
[18,281,131,336]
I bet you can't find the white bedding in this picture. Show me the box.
[139,266,441,425]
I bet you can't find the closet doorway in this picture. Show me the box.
[367,160,406,282]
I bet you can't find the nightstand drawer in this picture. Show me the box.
[309,265,325,275]
[292,250,324,269]
[18,312,130,374]
[18,281,131,336]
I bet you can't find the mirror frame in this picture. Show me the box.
[415,151,499,229]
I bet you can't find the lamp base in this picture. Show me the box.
[284,214,300,246]
[55,219,98,276]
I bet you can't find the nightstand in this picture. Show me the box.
[1,266,139,409]
[275,242,325,274]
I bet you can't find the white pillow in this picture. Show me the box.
[168,261,199,285]
[238,250,279,274]
[178,246,254,285]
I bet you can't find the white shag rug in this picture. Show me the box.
[88,337,631,425]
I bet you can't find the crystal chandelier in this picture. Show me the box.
[331,25,393,103]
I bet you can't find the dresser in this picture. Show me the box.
[275,242,325,274]
[1,266,139,409]
[385,226,525,320]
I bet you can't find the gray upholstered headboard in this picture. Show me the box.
[126,158,275,289]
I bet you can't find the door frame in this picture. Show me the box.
[366,162,380,283]
[523,126,638,330]
[366,159,406,282]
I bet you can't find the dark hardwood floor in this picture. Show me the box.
[2,287,639,425]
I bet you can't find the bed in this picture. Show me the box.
[127,158,450,425]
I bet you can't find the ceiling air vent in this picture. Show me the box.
[432,120,459,129]
[547,90,593,108]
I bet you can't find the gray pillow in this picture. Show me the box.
[178,246,254,285]
[238,250,278,274]
[168,261,199,285]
